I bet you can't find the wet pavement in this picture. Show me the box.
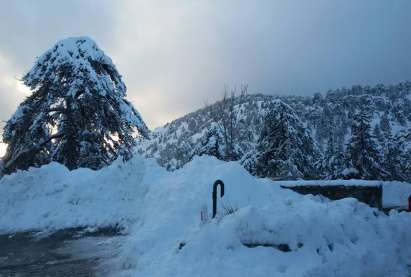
[0,226,124,277]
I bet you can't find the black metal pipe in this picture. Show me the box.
[212,180,225,218]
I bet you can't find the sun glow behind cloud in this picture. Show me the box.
[0,143,6,158]
[16,80,31,95]
[0,52,28,132]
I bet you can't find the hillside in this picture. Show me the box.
[138,82,411,181]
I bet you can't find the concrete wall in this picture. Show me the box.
[281,185,383,209]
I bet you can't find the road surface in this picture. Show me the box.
[0,226,123,277]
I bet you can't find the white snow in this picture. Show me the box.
[341,167,359,177]
[0,157,148,232]
[0,156,411,276]
[26,37,122,96]
[383,181,411,208]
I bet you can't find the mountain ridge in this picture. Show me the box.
[139,82,411,180]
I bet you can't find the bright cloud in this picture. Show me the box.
[0,143,6,158]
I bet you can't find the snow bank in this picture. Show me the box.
[1,156,410,276]
[116,157,411,277]
[383,181,411,208]
[0,156,152,233]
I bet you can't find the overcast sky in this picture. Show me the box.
[1,0,411,132]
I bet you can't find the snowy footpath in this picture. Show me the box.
[1,156,411,276]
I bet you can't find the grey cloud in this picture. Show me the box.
[0,0,117,128]
[0,0,410,129]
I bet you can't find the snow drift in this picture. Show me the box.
[0,157,147,232]
[0,156,411,276]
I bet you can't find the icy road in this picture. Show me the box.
[0,227,123,277]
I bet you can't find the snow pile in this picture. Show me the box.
[1,156,411,276]
[0,156,149,232]
[116,157,411,277]
[383,181,411,208]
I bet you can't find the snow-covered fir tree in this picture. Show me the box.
[373,124,385,147]
[241,101,321,180]
[345,110,387,179]
[2,37,148,174]
[383,136,405,180]
[395,128,411,181]
[320,128,345,179]
[193,123,226,159]
[380,112,392,143]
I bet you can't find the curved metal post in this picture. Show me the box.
[212,180,225,218]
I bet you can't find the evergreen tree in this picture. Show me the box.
[2,37,149,174]
[395,129,411,181]
[345,110,386,179]
[373,124,384,147]
[321,128,345,179]
[379,119,405,180]
[380,112,392,140]
[194,123,225,159]
[242,101,321,180]
[383,136,405,180]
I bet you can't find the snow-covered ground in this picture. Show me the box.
[0,157,147,232]
[383,181,411,208]
[1,156,411,276]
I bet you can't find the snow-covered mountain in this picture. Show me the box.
[138,82,411,181]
